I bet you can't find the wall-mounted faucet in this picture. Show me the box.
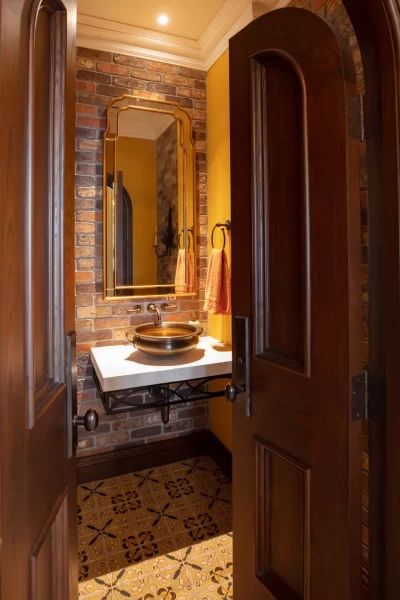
[147,303,162,324]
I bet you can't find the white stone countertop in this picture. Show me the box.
[91,336,233,392]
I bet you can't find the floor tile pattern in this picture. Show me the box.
[78,455,233,599]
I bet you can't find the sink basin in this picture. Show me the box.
[126,322,203,357]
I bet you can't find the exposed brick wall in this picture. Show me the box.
[156,121,179,285]
[289,0,370,591]
[75,48,208,458]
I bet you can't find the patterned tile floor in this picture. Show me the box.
[78,455,233,599]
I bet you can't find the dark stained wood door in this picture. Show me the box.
[0,0,80,597]
[229,8,362,600]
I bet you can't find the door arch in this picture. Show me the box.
[339,1,400,598]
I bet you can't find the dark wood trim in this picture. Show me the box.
[77,430,232,484]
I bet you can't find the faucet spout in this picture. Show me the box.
[147,303,162,324]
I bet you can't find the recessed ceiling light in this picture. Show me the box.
[157,14,169,25]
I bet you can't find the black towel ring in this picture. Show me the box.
[211,224,226,250]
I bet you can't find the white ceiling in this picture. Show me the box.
[78,0,227,41]
[77,0,287,70]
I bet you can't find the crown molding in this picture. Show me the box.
[76,0,282,72]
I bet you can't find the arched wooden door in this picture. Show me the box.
[0,0,97,598]
[229,8,362,599]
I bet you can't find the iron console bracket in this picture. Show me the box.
[93,370,231,424]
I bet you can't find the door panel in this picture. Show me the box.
[230,8,362,600]
[252,57,308,371]
[0,0,78,598]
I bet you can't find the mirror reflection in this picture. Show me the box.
[104,97,195,298]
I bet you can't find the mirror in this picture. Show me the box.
[103,96,196,299]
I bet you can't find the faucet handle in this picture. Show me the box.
[161,303,177,311]
[128,305,142,313]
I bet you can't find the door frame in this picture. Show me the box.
[338,0,400,598]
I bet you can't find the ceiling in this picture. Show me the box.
[78,0,227,41]
[77,0,287,70]
[113,110,175,140]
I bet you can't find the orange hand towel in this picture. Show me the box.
[175,249,187,293]
[204,248,231,315]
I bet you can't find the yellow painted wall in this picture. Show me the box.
[207,50,233,452]
[116,136,157,285]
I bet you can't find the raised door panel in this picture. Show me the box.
[252,56,310,374]
[31,491,69,600]
[255,438,310,600]
[28,0,66,426]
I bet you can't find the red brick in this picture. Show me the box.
[77,306,111,318]
[76,210,97,222]
[76,343,94,355]
[78,92,111,106]
[77,70,112,84]
[77,57,96,70]
[76,318,93,330]
[77,329,112,343]
[77,80,96,93]
[95,317,130,329]
[76,163,96,175]
[75,271,94,283]
[131,69,161,82]
[146,60,178,74]
[114,54,145,68]
[76,188,97,199]
[177,66,206,80]
[76,234,95,246]
[75,222,95,233]
[77,139,102,151]
[75,198,95,210]
[165,95,193,109]
[77,116,106,128]
[78,258,101,271]
[177,87,206,100]
[113,75,146,90]
[75,295,94,307]
[76,103,97,116]
[147,82,176,94]
[96,83,131,97]
[164,74,193,87]
[97,62,130,75]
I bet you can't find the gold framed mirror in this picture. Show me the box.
[103,95,196,299]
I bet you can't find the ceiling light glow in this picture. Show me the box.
[157,14,169,25]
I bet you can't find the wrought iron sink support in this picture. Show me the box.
[93,370,231,424]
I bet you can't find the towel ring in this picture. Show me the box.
[211,224,226,250]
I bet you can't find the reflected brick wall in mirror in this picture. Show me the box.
[75,48,208,458]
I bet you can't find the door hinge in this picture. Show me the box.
[351,371,385,421]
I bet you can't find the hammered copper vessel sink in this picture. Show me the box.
[126,322,203,357]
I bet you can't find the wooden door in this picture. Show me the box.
[229,8,362,600]
[0,0,87,597]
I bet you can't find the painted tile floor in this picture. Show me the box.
[78,455,233,599]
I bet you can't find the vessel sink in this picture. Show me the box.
[126,322,203,357]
